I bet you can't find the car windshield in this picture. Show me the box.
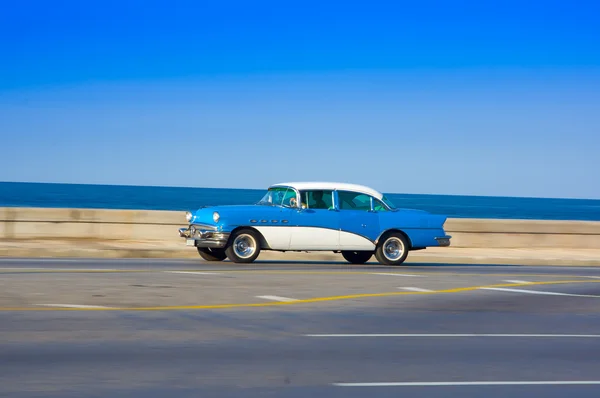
[257,187,297,208]
[381,195,398,210]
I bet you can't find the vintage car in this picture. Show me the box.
[178,182,451,265]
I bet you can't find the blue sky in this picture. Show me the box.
[1,0,599,199]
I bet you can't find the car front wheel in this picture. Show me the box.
[341,250,373,264]
[375,232,409,266]
[197,247,227,261]
[225,228,261,263]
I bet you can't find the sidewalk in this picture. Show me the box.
[1,239,599,266]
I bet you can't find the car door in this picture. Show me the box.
[252,186,297,250]
[337,190,380,250]
[288,189,341,250]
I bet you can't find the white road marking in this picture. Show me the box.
[256,295,298,302]
[0,268,118,271]
[305,333,600,338]
[0,259,86,263]
[333,380,600,387]
[36,304,114,309]
[399,287,433,292]
[503,280,532,284]
[164,271,222,275]
[371,273,424,277]
[480,287,600,298]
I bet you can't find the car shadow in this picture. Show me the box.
[241,260,522,268]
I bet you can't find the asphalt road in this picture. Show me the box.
[2,258,600,397]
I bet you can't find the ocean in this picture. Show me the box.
[1,182,599,221]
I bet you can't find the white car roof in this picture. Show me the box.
[270,181,384,200]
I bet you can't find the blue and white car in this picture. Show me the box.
[178,182,451,265]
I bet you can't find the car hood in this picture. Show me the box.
[193,204,267,214]
[189,204,279,225]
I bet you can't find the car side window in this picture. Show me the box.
[338,191,372,211]
[268,187,298,207]
[373,198,388,212]
[300,190,333,209]
[280,188,298,207]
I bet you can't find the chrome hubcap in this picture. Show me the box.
[233,234,256,258]
[383,237,404,261]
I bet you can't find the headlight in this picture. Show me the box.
[213,211,220,222]
[185,211,192,222]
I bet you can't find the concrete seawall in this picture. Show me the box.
[446,218,600,249]
[1,207,599,264]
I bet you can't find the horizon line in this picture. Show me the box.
[1,180,598,202]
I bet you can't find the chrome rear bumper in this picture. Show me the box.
[179,225,230,248]
[435,236,452,247]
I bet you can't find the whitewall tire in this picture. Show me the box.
[375,232,409,266]
[225,228,261,263]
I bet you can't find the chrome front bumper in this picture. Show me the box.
[435,235,452,247]
[179,225,230,248]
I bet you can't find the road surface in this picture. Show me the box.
[1,258,600,397]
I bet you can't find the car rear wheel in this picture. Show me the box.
[341,250,373,264]
[375,232,409,266]
[225,228,261,263]
[197,247,227,261]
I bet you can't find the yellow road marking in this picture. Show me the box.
[0,279,599,312]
